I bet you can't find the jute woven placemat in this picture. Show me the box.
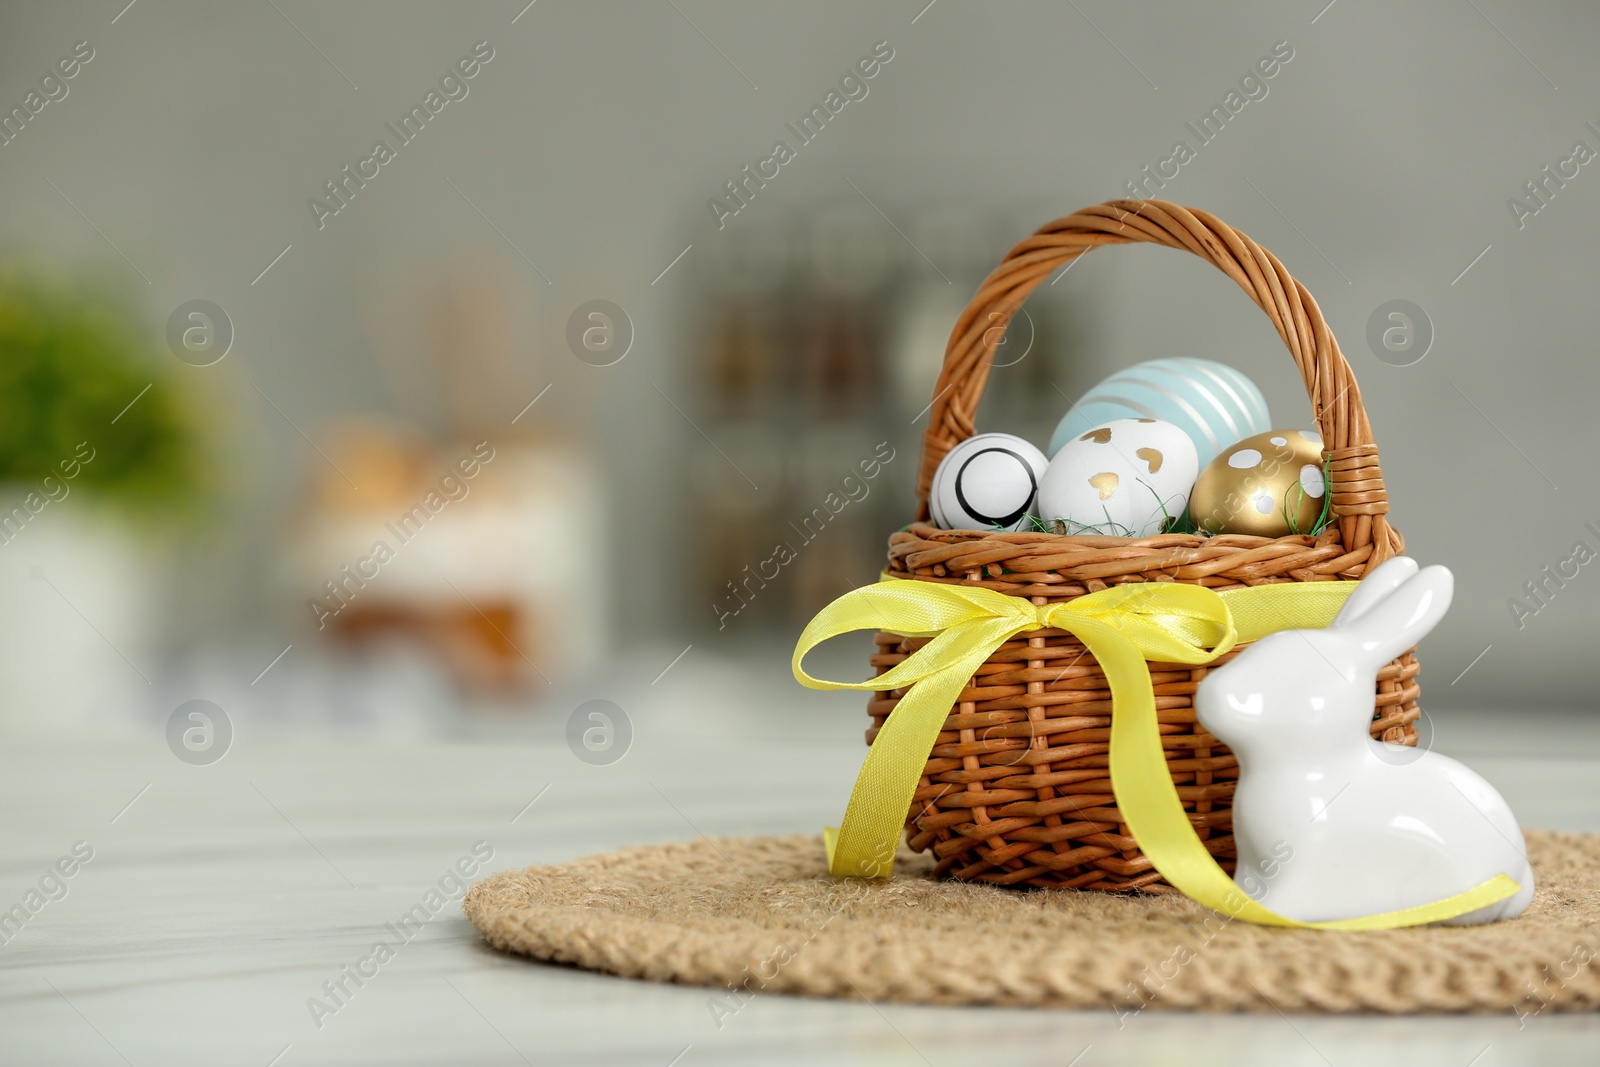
[464,831,1600,1014]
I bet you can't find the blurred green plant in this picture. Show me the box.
[0,259,209,520]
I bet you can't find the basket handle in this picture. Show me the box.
[914,199,1401,568]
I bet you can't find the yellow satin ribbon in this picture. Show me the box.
[793,579,1520,929]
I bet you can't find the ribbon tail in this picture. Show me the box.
[823,825,840,868]
[1072,619,1284,922]
[1307,873,1522,930]
[826,650,996,879]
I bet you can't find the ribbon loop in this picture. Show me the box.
[795,577,1521,930]
[792,581,1036,695]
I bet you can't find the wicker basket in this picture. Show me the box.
[872,199,1416,891]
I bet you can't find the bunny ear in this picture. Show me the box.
[1343,564,1454,667]
[1332,556,1420,628]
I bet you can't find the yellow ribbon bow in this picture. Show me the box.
[793,579,1520,930]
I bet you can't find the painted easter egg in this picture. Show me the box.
[1188,428,1327,537]
[929,433,1048,532]
[1047,357,1271,469]
[1036,418,1199,536]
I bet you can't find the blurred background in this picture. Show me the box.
[0,0,1596,742]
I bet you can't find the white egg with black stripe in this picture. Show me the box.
[930,433,1048,532]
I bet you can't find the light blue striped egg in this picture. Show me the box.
[1047,357,1271,469]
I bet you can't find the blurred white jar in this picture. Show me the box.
[0,493,163,735]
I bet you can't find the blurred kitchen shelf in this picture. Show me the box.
[678,203,1094,637]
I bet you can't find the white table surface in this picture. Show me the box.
[3,642,1598,1066]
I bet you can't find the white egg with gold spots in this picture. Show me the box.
[1036,418,1199,536]
[1188,428,1327,537]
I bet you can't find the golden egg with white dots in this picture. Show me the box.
[1188,429,1327,537]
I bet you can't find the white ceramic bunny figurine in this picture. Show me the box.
[1196,556,1534,924]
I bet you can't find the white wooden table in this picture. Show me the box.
[2,646,1597,1066]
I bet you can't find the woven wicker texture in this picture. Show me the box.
[465,832,1600,1013]
[880,200,1410,889]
